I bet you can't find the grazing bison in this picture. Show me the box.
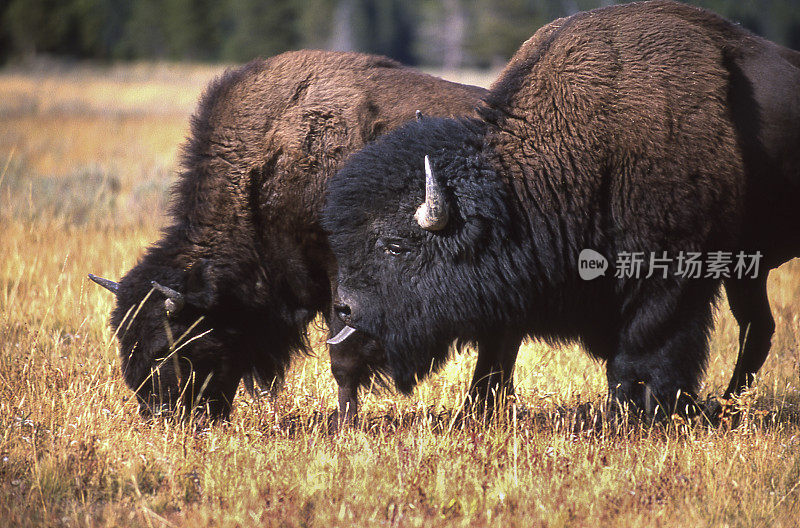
[323,1,800,418]
[89,50,486,421]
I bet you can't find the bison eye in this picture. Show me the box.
[378,238,406,256]
[385,242,404,256]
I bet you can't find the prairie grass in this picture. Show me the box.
[0,63,798,527]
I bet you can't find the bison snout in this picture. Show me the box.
[334,289,360,326]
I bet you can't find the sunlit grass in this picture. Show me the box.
[0,63,798,527]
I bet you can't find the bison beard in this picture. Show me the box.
[88,51,486,422]
[323,1,800,418]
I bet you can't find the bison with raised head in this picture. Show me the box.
[89,50,486,422]
[323,1,800,418]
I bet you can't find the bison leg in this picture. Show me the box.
[723,274,775,397]
[607,287,715,419]
[198,372,241,422]
[184,362,242,422]
[466,332,523,418]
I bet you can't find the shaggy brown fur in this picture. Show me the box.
[103,51,485,421]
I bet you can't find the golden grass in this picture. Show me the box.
[0,64,798,527]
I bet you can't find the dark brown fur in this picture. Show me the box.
[109,50,486,420]
[480,0,800,400]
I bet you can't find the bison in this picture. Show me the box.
[323,1,800,419]
[89,50,486,422]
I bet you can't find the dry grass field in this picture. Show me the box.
[0,62,798,527]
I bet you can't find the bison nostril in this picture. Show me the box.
[334,303,352,321]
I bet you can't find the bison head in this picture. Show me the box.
[323,117,532,392]
[90,258,242,421]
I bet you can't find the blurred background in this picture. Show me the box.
[0,0,798,69]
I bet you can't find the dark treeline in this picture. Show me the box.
[2,0,799,67]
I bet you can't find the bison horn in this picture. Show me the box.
[88,274,119,295]
[150,281,185,314]
[415,110,423,121]
[414,155,449,231]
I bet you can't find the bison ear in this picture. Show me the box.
[369,120,386,141]
[184,259,218,310]
[358,116,387,143]
[356,99,387,142]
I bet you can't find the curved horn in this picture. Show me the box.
[150,281,185,314]
[414,155,449,231]
[88,274,119,295]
